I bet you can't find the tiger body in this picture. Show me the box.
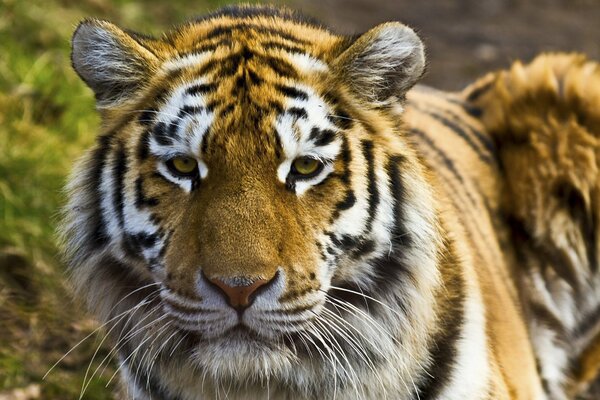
[63,5,600,399]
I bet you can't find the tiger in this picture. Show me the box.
[61,4,600,399]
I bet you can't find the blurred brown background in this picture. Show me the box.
[290,0,600,89]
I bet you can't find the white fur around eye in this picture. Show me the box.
[292,163,335,196]
[157,162,193,192]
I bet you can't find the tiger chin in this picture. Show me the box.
[61,4,600,400]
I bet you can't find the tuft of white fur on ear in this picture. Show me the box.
[335,22,425,106]
[71,19,158,108]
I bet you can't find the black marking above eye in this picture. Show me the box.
[138,109,156,126]
[152,122,173,146]
[288,107,308,119]
[309,127,337,147]
[276,84,308,101]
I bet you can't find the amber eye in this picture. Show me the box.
[291,156,323,178]
[166,156,198,177]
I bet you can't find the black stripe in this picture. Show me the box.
[362,140,379,232]
[328,108,353,130]
[137,129,150,161]
[273,128,283,159]
[135,177,159,208]
[201,23,308,45]
[167,119,180,139]
[88,134,113,248]
[507,214,580,290]
[554,180,598,274]
[220,104,235,117]
[529,301,566,336]
[264,57,298,78]
[407,128,480,208]
[151,122,172,146]
[179,105,204,117]
[232,75,247,95]
[112,143,128,228]
[268,101,284,116]
[138,108,156,126]
[334,191,356,213]
[359,154,412,290]
[191,38,234,54]
[352,239,376,258]
[447,98,483,118]
[573,302,600,338]
[196,59,219,76]
[441,107,496,160]
[288,107,308,120]
[122,232,159,259]
[387,154,411,248]
[331,136,353,220]
[415,105,496,165]
[186,83,215,96]
[220,53,244,77]
[466,80,494,102]
[205,100,220,112]
[200,127,210,155]
[263,41,308,54]
[338,136,351,184]
[247,68,263,85]
[195,52,244,77]
[276,84,308,101]
[417,242,466,400]
[310,128,337,147]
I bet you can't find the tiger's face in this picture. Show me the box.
[65,6,439,394]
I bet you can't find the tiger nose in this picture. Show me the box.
[206,273,277,310]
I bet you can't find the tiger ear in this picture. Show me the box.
[71,19,158,108]
[335,22,425,106]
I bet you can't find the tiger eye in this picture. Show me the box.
[170,156,197,175]
[292,157,321,176]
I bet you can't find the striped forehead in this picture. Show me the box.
[146,29,341,162]
[143,21,337,158]
[147,76,341,162]
[147,79,215,159]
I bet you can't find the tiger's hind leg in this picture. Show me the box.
[466,53,600,399]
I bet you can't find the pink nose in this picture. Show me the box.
[207,276,272,309]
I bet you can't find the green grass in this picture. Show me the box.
[0,0,254,397]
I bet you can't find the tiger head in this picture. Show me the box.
[64,5,442,396]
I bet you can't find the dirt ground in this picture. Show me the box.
[288,0,600,90]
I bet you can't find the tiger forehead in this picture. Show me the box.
[135,12,349,165]
[150,75,339,161]
[164,13,342,61]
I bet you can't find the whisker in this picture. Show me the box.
[79,294,163,399]
[106,314,169,387]
[42,285,159,381]
[312,315,361,395]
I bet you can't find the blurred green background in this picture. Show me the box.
[1,0,599,398]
